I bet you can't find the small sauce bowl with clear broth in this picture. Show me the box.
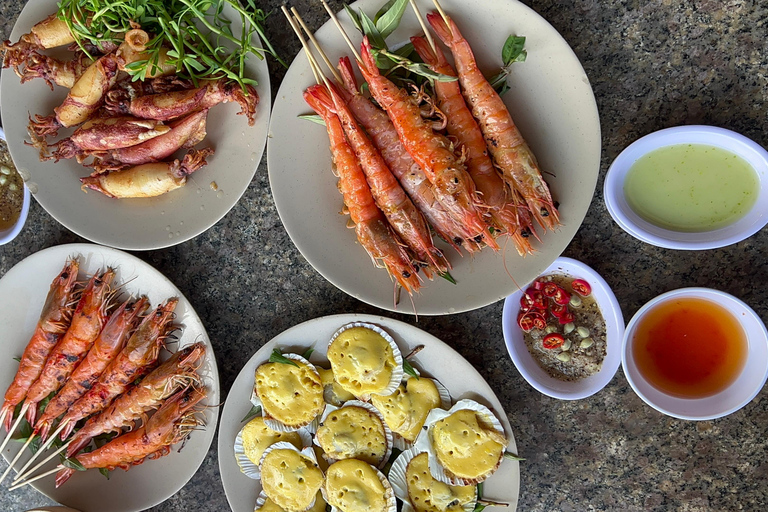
[622,288,768,420]
[604,126,768,250]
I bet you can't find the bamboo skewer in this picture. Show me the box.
[0,403,29,460]
[319,0,363,64]
[281,6,323,84]
[0,434,33,484]
[408,0,438,52]
[430,0,452,27]
[290,7,343,84]
[12,441,69,486]
[7,466,60,491]
[12,421,70,484]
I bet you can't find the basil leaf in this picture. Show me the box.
[473,504,487,512]
[439,271,457,285]
[502,35,526,66]
[504,451,525,461]
[269,348,299,367]
[373,49,457,82]
[99,467,110,479]
[359,10,387,50]
[63,457,87,471]
[302,347,315,360]
[298,114,326,126]
[13,356,21,362]
[394,42,415,58]
[240,404,262,423]
[402,359,419,379]
[375,0,408,40]
[374,0,397,22]
[344,4,363,33]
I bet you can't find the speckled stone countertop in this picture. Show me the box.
[1,0,768,511]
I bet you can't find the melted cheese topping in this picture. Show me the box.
[261,449,324,512]
[240,416,302,465]
[317,367,356,406]
[315,406,387,466]
[370,378,441,442]
[406,453,476,512]
[325,459,389,512]
[430,410,507,480]
[327,327,396,396]
[255,360,324,427]
[256,492,326,512]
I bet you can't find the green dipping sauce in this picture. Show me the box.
[624,144,759,232]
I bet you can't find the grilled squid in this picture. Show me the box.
[49,117,171,161]
[80,147,214,199]
[19,51,93,89]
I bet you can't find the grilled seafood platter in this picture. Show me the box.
[218,315,520,512]
[0,243,219,512]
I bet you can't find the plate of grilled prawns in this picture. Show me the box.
[0,243,220,512]
[0,0,276,250]
[269,0,601,314]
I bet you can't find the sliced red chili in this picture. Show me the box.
[571,279,592,297]
[530,312,547,330]
[542,282,559,297]
[530,290,547,310]
[520,293,535,310]
[517,312,535,332]
[532,280,544,291]
[552,287,571,305]
[542,333,565,349]
[550,303,568,318]
[557,310,575,325]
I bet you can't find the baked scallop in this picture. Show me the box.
[327,322,404,400]
[252,353,325,431]
[259,442,325,512]
[415,399,508,485]
[317,366,356,406]
[254,491,327,512]
[389,449,477,512]
[322,458,396,512]
[314,400,392,468]
[234,416,312,479]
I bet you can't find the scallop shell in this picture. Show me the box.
[387,377,452,451]
[389,448,478,512]
[234,420,312,480]
[328,322,404,400]
[258,442,323,512]
[414,399,508,486]
[253,491,271,512]
[313,400,393,469]
[321,460,396,512]
[250,353,326,433]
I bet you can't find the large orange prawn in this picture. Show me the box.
[55,385,207,487]
[357,36,497,250]
[427,12,560,231]
[0,260,79,432]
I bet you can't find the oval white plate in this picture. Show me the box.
[0,243,220,512]
[218,314,520,512]
[604,125,768,250]
[0,0,271,250]
[622,287,768,420]
[267,0,601,315]
[502,257,624,400]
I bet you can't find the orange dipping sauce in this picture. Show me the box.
[632,297,747,398]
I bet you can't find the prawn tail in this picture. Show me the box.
[55,467,75,488]
[35,419,53,443]
[410,36,439,67]
[338,56,358,94]
[359,36,380,79]
[23,399,38,426]
[426,12,460,47]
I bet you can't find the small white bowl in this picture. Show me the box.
[622,288,768,421]
[0,125,30,245]
[604,125,768,250]
[501,257,625,400]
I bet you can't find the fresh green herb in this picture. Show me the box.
[298,114,326,126]
[439,271,457,285]
[302,347,315,360]
[489,35,527,95]
[240,404,262,423]
[504,450,525,461]
[372,49,457,83]
[402,359,419,379]
[344,4,363,34]
[269,348,299,367]
[99,467,111,479]
[358,10,387,51]
[473,483,486,512]
[13,356,21,362]
[62,457,87,471]
[373,0,408,40]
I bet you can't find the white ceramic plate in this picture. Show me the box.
[217,314,520,512]
[0,243,220,512]
[502,257,624,400]
[1,0,271,250]
[267,0,601,315]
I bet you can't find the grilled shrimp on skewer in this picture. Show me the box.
[67,342,206,456]
[33,297,150,442]
[357,37,498,250]
[311,83,450,277]
[57,298,178,441]
[22,269,116,427]
[0,260,79,432]
[304,87,421,295]
[56,385,207,487]
[427,12,560,231]
[411,36,534,255]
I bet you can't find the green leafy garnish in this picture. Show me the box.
[372,49,458,83]
[489,35,527,95]
[269,348,299,367]
[358,10,387,51]
[62,457,87,471]
[402,359,419,379]
[240,404,262,423]
[302,347,315,360]
[504,450,525,461]
[298,114,326,126]
[13,356,21,362]
[373,0,408,40]
[439,271,457,285]
[344,4,363,33]
[99,467,111,479]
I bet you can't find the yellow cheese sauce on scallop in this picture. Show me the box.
[430,410,507,482]
[315,405,388,466]
[327,327,397,397]
[406,452,476,512]
[324,459,390,512]
[370,377,441,442]
[255,359,324,428]
[317,367,356,405]
[261,448,324,512]
[240,416,303,465]
[256,492,327,512]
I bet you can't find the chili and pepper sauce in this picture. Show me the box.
[0,138,24,231]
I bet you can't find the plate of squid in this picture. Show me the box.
[268,0,601,315]
[0,0,272,250]
[0,243,220,512]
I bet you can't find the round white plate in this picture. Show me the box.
[267,0,601,314]
[218,313,520,512]
[0,243,220,512]
[1,0,271,250]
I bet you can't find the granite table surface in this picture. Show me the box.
[1,0,768,510]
